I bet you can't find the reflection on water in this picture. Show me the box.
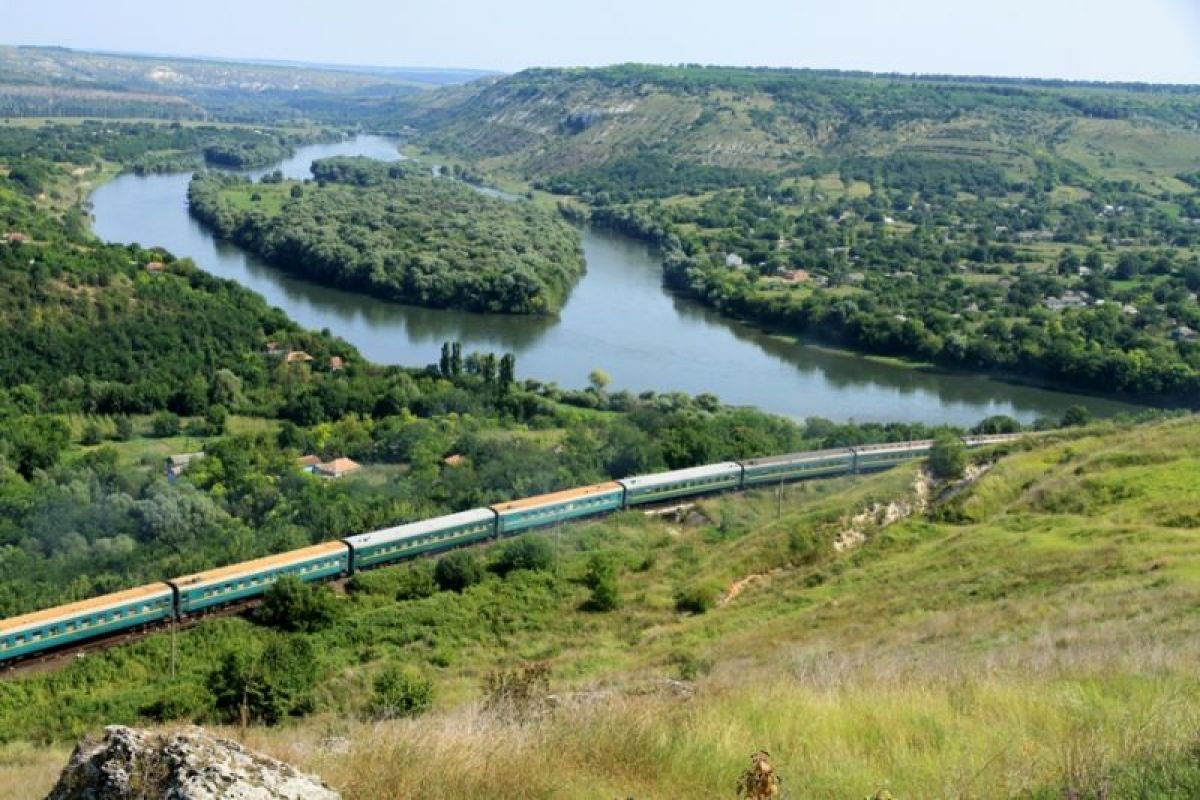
[90,135,1145,425]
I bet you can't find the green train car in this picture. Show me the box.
[343,508,498,571]
[491,482,625,535]
[0,582,174,662]
[170,542,349,615]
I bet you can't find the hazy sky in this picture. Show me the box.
[7,0,1200,83]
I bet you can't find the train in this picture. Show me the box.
[0,433,1024,664]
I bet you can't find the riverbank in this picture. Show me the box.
[88,135,1148,426]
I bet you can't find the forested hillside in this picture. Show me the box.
[399,65,1200,402]
[188,157,585,314]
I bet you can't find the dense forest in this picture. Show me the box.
[188,157,585,314]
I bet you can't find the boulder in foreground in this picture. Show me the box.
[47,725,339,800]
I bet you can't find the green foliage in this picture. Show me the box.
[3,415,71,478]
[583,552,620,611]
[394,565,439,601]
[434,550,485,593]
[1061,405,1094,428]
[255,576,339,633]
[492,535,555,576]
[208,635,321,725]
[930,433,968,480]
[675,581,720,614]
[188,158,585,314]
[370,664,434,719]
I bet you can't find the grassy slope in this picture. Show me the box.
[400,67,1200,191]
[5,416,1200,797]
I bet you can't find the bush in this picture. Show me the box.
[675,581,720,614]
[1061,405,1093,428]
[371,664,434,719]
[929,432,967,480]
[208,636,320,725]
[583,553,620,611]
[114,415,135,441]
[150,411,182,438]
[492,535,555,576]
[81,421,103,446]
[256,575,338,633]
[434,550,484,592]
[395,566,438,601]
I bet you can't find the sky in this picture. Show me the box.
[7,0,1200,84]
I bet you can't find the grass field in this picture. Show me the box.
[4,417,1200,797]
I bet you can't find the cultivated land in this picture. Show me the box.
[3,416,1199,797]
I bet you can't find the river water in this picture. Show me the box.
[90,135,1141,425]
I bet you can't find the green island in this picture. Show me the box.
[187,156,585,314]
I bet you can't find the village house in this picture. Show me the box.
[314,457,362,478]
[328,356,345,371]
[5,232,29,244]
[296,454,322,470]
[284,350,315,364]
[1171,326,1198,343]
[145,261,165,273]
[724,253,745,268]
[165,452,205,483]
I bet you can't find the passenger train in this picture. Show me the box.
[0,434,1023,664]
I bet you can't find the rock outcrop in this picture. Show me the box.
[47,725,339,800]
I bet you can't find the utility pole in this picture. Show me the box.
[777,474,784,519]
[170,616,177,679]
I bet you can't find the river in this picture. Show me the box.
[89,135,1142,426]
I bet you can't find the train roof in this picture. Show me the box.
[0,582,173,635]
[740,448,853,467]
[344,508,496,548]
[168,541,348,591]
[619,462,742,491]
[962,433,1026,446]
[491,482,623,514]
[851,440,934,454]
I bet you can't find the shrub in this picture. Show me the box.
[150,411,182,438]
[80,421,103,446]
[208,636,320,725]
[492,534,554,576]
[371,665,434,719]
[114,415,135,441]
[583,553,620,611]
[930,432,967,480]
[395,566,438,601]
[482,662,551,723]
[1061,405,1093,428]
[434,550,484,592]
[256,575,339,633]
[675,581,719,614]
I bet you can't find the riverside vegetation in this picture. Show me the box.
[2,416,1199,798]
[188,157,585,314]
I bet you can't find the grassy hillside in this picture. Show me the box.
[4,416,1200,797]
[400,65,1200,191]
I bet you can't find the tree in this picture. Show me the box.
[256,575,338,633]
[929,432,967,480]
[971,415,1020,435]
[433,550,484,592]
[588,368,611,393]
[583,553,620,611]
[498,353,516,391]
[205,404,229,435]
[6,416,70,477]
[114,415,135,441]
[439,342,452,377]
